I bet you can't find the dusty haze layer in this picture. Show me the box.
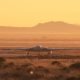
[0,21,80,47]
[0,21,80,39]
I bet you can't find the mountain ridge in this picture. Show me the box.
[0,21,80,40]
[0,21,80,35]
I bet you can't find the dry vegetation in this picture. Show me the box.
[0,57,79,80]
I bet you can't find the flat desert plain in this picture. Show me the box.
[0,39,80,80]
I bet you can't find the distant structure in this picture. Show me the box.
[26,45,54,56]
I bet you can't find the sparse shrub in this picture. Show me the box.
[51,61,61,65]
[21,63,33,68]
[4,62,15,68]
[31,66,50,79]
[67,77,79,80]
[61,67,70,73]
[51,61,64,69]
[69,62,80,69]
[35,66,49,73]
[8,62,15,66]
[0,57,6,67]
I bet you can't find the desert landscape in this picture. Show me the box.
[0,54,80,80]
[0,21,80,80]
[0,40,80,80]
[0,0,80,80]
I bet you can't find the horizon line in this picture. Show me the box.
[0,21,79,28]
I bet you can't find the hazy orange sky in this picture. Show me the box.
[0,0,80,27]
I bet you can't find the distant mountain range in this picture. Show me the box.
[0,21,80,39]
[31,21,80,34]
[0,21,80,33]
